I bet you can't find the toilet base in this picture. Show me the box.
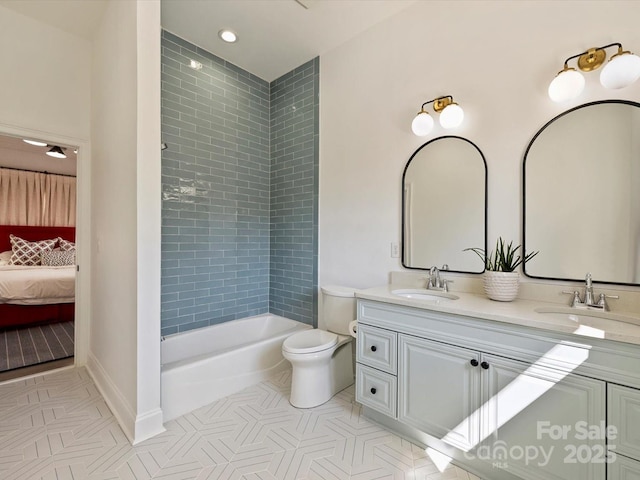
[287,340,354,409]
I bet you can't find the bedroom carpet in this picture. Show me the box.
[0,321,74,372]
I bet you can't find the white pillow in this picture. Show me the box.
[0,250,11,266]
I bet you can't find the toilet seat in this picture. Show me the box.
[283,329,338,354]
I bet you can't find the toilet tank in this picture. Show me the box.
[321,285,357,335]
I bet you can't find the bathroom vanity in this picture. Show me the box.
[355,286,640,480]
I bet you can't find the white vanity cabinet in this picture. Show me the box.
[356,298,640,480]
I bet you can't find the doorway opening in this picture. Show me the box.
[0,132,81,381]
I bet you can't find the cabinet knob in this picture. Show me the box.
[470,359,479,367]
[481,361,490,370]
[370,387,377,395]
[370,345,377,352]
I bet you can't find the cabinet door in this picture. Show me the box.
[609,384,640,461]
[609,455,640,480]
[398,334,481,451]
[483,353,606,480]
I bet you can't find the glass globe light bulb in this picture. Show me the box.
[548,68,585,102]
[600,51,640,89]
[439,103,464,129]
[411,111,434,136]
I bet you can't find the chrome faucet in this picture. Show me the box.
[584,272,594,306]
[562,273,619,311]
[427,266,451,292]
[428,266,441,289]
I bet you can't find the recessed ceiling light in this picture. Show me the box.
[218,29,237,43]
[23,139,48,147]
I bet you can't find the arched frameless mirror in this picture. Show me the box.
[402,136,487,273]
[523,100,640,285]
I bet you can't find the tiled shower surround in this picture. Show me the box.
[270,59,320,327]
[160,31,319,336]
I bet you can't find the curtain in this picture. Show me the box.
[0,168,76,226]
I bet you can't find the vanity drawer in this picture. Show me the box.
[357,324,397,374]
[356,364,397,418]
[609,384,640,461]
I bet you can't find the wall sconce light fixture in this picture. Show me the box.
[548,42,640,102]
[411,95,464,136]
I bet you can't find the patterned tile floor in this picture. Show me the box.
[0,367,482,480]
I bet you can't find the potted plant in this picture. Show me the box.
[464,238,539,302]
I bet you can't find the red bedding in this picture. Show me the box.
[0,225,76,329]
[0,303,74,329]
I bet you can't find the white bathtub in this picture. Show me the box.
[161,314,310,421]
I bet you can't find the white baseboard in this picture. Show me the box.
[86,353,165,444]
[86,352,135,444]
[86,352,136,443]
[133,407,165,445]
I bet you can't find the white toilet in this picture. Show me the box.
[282,285,356,408]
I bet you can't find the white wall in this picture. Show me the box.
[0,6,90,140]
[89,0,163,444]
[319,0,640,293]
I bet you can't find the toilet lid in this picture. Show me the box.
[283,329,338,354]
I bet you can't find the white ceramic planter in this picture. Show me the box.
[483,271,520,302]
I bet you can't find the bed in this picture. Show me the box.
[0,225,76,329]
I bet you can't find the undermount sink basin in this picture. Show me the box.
[535,306,640,327]
[391,289,459,302]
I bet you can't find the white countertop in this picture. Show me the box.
[356,285,640,346]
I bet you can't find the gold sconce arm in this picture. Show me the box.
[419,95,454,113]
[559,42,621,73]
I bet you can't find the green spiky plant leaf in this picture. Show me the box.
[464,237,539,272]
